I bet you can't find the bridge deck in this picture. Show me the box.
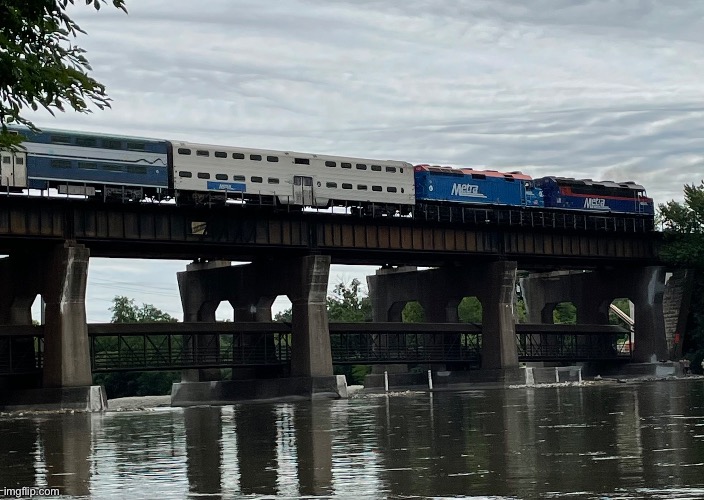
[0,197,660,266]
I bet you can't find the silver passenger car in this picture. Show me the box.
[171,141,415,212]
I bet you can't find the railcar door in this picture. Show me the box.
[293,175,314,206]
[0,151,27,189]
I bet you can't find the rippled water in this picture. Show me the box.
[1,379,703,499]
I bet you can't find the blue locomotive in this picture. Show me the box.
[414,165,544,208]
[535,176,654,216]
[413,165,654,218]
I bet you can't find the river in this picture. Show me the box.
[0,379,703,499]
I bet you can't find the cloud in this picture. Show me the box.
[50,0,703,202]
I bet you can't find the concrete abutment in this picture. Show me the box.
[365,261,520,385]
[520,266,668,364]
[171,255,343,405]
[0,242,105,411]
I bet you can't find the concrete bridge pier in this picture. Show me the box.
[171,255,344,406]
[367,266,417,377]
[177,259,231,383]
[231,296,277,379]
[366,262,521,387]
[0,251,42,389]
[0,242,106,411]
[520,266,668,368]
[481,261,520,371]
[631,267,669,363]
[289,255,334,378]
[520,272,614,359]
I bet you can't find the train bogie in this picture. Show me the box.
[171,141,416,211]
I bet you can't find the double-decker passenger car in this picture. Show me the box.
[535,177,654,215]
[414,165,544,207]
[3,127,169,200]
[171,141,415,213]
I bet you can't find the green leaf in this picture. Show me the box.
[0,0,126,149]
[658,181,704,270]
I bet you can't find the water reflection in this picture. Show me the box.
[235,404,279,495]
[294,403,333,496]
[184,407,221,497]
[1,416,37,490]
[40,413,92,497]
[0,380,702,498]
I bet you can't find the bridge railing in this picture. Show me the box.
[330,331,482,365]
[328,322,481,365]
[0,323,631,374]
[0,326,44,374]
[89,323,291,372]
[516,324,631,361]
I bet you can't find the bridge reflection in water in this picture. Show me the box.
[0,323,631,375]
[0,381,702,498]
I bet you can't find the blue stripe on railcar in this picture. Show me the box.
[26,156,169,189]
[544,194,654,214]
[415,169,527,206]
[19,128,169,155]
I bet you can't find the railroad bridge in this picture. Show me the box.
[0,195,671,409]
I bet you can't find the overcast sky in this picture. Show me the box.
[25,0,704,321]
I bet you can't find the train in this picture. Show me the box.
[0,126,655,230]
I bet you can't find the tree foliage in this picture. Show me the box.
[659,181,704,373]
[274,279,372,323]
[552,302,577,324]
[274,308,291,323]
[402,301,424,323]
[458,297,482,323]
[94,295,179,398]
[110,296,177,323]
[327,279,371,322]
[0,0,126,149]
[658,181,704,270]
